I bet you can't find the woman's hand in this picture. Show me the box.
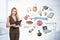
[11,24,21,28]
[12,24,16,27]
[14,25,20,28]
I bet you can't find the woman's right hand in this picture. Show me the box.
[12,24,16,27]
[11,24,20,28]
[11,24,19,28]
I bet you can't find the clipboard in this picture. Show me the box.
[15,20,22,25]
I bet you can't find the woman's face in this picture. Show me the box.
[12,9,17,16]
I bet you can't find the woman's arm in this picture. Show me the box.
[6,17,15,28]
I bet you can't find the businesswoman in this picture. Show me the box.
[6,7,21,40]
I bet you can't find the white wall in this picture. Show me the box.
[8,0,60,40]
[0,0,7,20]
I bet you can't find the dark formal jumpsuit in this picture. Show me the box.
[9,16,19,40]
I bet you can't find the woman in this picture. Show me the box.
[6,7,21,40]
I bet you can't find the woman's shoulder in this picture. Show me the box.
[9,16,12,19]
[7,16,11,19]
[9,16,10,17]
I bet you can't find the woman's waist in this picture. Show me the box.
[10,26,19,29]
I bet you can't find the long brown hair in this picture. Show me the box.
[10,7,19,20]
